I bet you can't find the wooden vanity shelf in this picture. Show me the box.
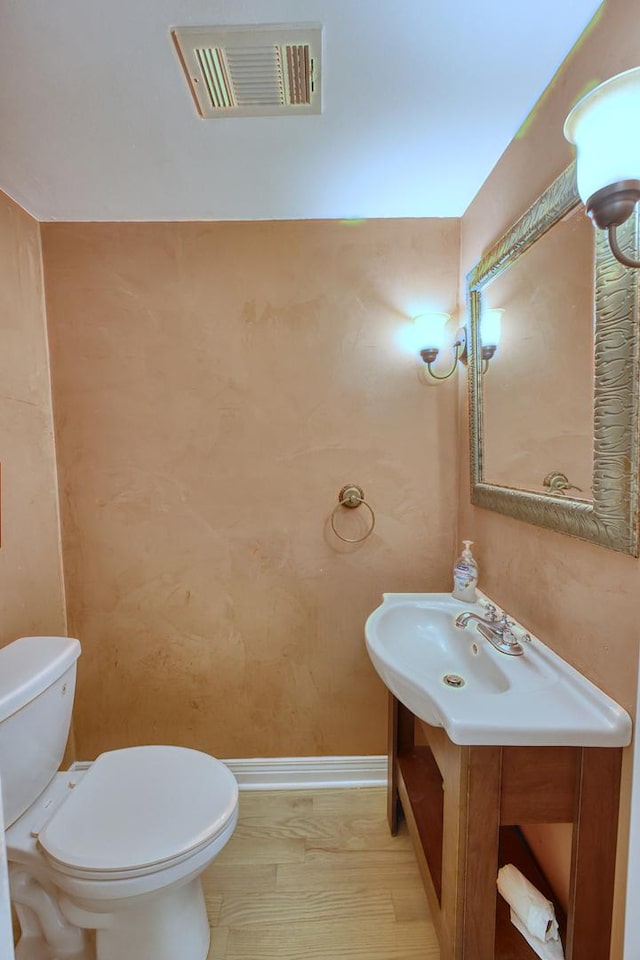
[388,694,622,960]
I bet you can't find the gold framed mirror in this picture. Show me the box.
[467,162,640,555]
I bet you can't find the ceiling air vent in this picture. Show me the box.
[171,24,322,118]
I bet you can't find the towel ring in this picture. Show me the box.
[330,485,376,543]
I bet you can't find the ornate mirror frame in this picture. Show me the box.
[467,163,640,555]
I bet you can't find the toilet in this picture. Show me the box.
[0,635,239,960]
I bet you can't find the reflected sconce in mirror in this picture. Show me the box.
[564,66,640,269]
[479,309,502,373]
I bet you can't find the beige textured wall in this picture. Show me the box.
[0,191,66,645]
[42,218,460,760]
[458,1,640,953]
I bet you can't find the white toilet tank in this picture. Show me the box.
[0,637,80,828]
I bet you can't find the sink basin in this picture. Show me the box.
[365,592,632,747]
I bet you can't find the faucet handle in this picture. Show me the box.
[482,602,500,622]
[498,615,521,646]
[501,615,532,643]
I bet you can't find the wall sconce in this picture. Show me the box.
[415,313,467,381]
[416,310,501,381]
[564,66,640,269]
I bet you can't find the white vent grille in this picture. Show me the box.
[172,24,322,118]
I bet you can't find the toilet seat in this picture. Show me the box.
[38,745,238,881]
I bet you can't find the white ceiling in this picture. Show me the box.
[0,1,602,222]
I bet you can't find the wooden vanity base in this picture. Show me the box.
[388,694,622,960]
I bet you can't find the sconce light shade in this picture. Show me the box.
[414,312,449,351]
[564,67,640,268]
[481,309,503,351]
[564,67,640,206]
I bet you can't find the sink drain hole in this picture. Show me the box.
[443,673,465,688]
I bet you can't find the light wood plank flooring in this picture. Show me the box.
[203,787,440,960]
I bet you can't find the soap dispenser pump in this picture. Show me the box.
[452,540,478,603]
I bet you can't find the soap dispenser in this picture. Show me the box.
[452,540,478,602]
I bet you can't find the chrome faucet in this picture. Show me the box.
[455,604,527,656]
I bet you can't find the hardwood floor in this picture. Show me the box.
[203,787,440,960]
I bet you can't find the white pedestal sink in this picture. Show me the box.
[365,592,631,746]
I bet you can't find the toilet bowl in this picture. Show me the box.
[0,637,239,960]
[8,747,238,960]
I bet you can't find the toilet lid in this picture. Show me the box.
[38,746,238,876]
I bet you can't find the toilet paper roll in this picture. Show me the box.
[510,909,565,960]
[497,863,559,942]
